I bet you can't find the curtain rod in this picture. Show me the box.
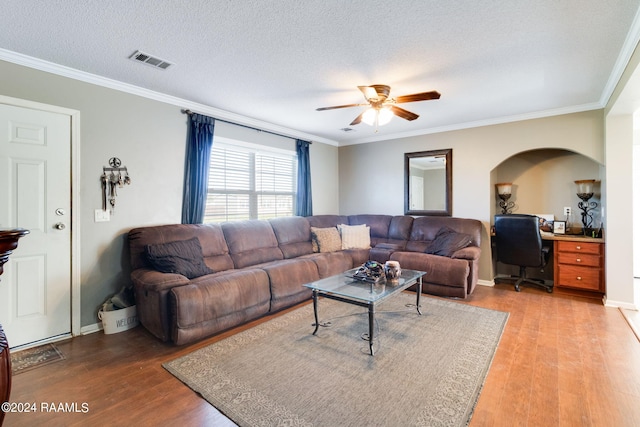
[181,109,311,144]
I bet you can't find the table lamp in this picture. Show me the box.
[575,179,597,234]
[496,182,515,214]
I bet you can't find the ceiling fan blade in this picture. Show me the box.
[350,112,364,126]
[316,103,363,111]
[395,91,441,103]
[358,85,379,101]
[390,105,419,121]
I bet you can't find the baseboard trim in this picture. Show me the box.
[80,323,102,335]
[604,299,638,310]
[477,279,495,287]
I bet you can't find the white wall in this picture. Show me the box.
[634,132,640,308]
[604,114,635,307]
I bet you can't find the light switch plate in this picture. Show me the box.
[95,209,110,222]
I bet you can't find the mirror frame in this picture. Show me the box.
[404,149,452,216]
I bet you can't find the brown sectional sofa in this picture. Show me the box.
[128,214,482,345]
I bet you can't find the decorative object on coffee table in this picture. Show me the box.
[0,228,30,427]
[384,260,401,282]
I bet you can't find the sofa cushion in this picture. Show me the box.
[129,223,234,272]
[269,216,314,258]
[388,216,414,240]
[145,237,214,279]
[306,215,349,228]
[259,258,318,312]
[425,227,473,257]
[338,224,371,249]
[390,251,470,288]
[302,252,354,278]
[169,269,271,345]
[222,220,284,269]
[348,215,391,238]
[310,226,342,252]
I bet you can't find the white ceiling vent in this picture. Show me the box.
[129,50,173,70]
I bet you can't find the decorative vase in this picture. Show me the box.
[384,261,401,282]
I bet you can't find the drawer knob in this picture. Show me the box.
[577,276,582,280]
[576,258,581,262]
[576,245,581,250]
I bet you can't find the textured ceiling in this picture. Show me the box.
[2,0,640,145]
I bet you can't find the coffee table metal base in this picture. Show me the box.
[311,279,422,356]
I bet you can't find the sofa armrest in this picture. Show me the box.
[131,268,190,290]
[450,246,481,261]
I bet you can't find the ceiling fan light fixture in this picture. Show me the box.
[316,85,439,131]
[362,108,377,126]
[378,106,393,125]
[362,106,393,127]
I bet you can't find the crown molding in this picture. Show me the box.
[339,102,604,146]
[0,47,622,149]
[0,48,339,146]
[600,4,640,107]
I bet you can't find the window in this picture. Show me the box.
[204,141,297,222]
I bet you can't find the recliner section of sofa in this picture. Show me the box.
[128,214,482,345]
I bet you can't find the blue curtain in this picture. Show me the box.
[181,113,216,224]
[295,139,313,216]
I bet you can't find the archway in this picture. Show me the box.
[489,148,604,282]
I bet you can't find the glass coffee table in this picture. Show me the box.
[303,268,426,356]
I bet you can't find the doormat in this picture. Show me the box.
[11,343,65,375]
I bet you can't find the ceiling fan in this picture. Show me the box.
[316,85,441,128]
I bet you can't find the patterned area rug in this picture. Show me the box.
[11,343,65,375]
[164,293,508,427]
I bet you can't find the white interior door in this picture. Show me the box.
[0,103,71,348]
[410,175,424,210]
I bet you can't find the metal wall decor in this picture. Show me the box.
[101,157,131,213]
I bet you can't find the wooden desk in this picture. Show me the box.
[541,233,605,296]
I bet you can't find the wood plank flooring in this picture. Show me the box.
[4,284,640,427]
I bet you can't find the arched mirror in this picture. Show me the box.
[404,149,452,216]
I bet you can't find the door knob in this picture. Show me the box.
[54,223,66,230]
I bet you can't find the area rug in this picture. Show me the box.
[164,293,508,427]
[11,343,65,374]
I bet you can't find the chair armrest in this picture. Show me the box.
[451,246,481,261]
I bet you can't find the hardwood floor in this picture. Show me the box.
[5,284,640,427]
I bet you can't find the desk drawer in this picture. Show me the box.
[557,241,601,255]
[557,252,601,267]
[558,265,601,291]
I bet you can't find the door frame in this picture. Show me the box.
[0,94,81,338]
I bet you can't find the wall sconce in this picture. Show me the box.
[495,182,515,214]
[575,179,597,233]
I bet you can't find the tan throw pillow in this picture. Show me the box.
[310,226,342,253]
[338,224,371,249]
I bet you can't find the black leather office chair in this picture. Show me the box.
[494,214,553,293]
